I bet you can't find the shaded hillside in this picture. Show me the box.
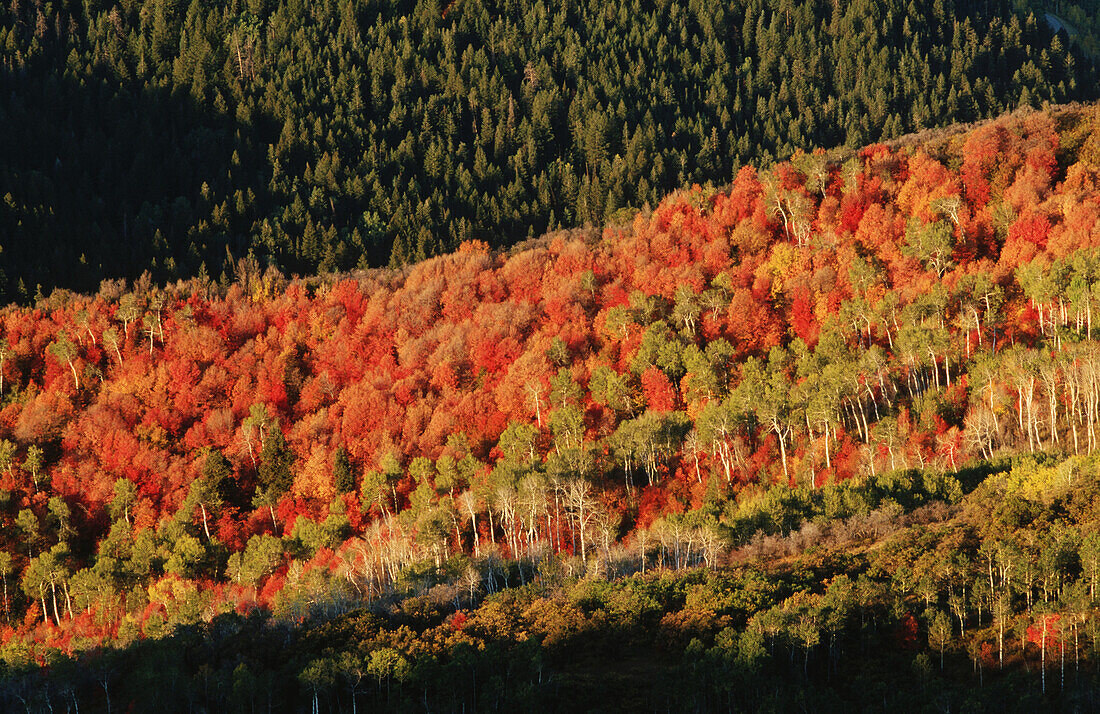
[0,0,1095,301]
[4,452,1100,712]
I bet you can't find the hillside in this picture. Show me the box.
[0,100,1100,688]
[4,454,1100,711]
[0,0,1095,302]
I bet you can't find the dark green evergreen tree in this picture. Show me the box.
[332,446,354,495]
[258,426,294,498]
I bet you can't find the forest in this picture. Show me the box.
[0,0,1096,303]
[2,100,1100,707]
[2,455,1097,712]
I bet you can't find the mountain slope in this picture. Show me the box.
[2,452,1097,712]
[2,102,1100,667]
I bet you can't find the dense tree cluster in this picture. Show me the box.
[5,454,1100,711]
[0,0,1094,302]
[4,102,1100,698]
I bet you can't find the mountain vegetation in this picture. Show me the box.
[0,0,1095,302]
[3,100,1100,707]
[4,454,1100,712]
